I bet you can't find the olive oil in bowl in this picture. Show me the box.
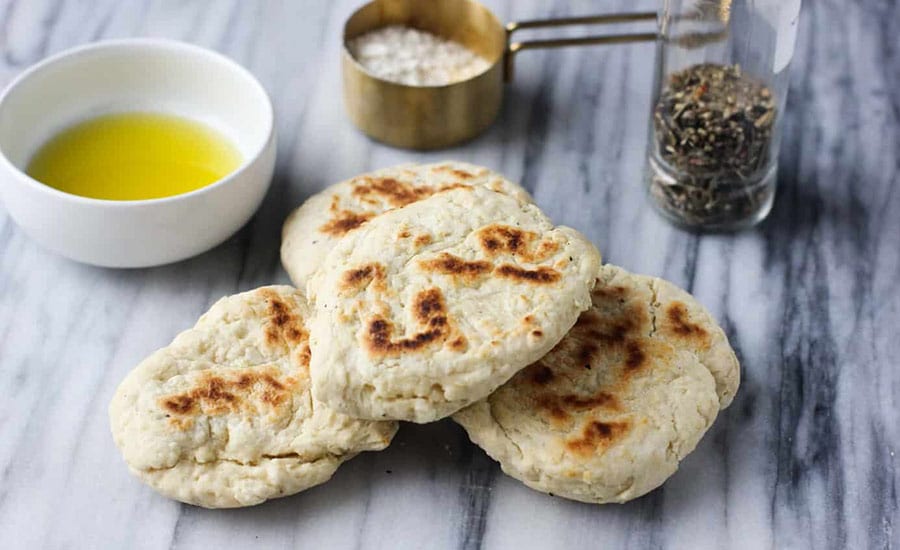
[26,112,243,201]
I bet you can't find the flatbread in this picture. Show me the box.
[453,264,740,503]
[280,161,532,286]
[109,286,397,508]
[308,186,601,423]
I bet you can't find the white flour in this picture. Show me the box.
[348,25,491,86]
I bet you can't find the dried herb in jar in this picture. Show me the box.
[649,63,777,228]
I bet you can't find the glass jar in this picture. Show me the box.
[644,0,802,231]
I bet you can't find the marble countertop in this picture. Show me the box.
[1,0,897,548]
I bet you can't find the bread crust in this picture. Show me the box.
[308,187,601,423]
[280,162,533,286]
[109,286,397,508]
[453,264,740,503]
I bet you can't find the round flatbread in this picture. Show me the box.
[307,186,601,423]
[281,161,532,286]
[452,264,740,504]
[109,286,397,508]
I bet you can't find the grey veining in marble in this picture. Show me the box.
[0,0,898,549]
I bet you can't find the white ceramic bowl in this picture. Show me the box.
[0,39,276,268]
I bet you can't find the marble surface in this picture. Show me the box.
[0,0,898,548]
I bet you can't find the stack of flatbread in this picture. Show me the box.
[110,162,739,508]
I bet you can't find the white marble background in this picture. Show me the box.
[0,0,897,549]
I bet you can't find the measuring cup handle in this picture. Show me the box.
[504,12,658,82]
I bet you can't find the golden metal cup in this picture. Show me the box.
[342,0,656,150]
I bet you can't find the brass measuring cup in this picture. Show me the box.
[342,0,657,150]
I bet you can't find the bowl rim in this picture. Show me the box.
[0,38,275,208]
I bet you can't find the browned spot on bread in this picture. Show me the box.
[190,378,235,415]
[432,165,478,180]
[565,420,630,458]
[234,374,254,389]
[450,169,473,179]
[319,210,374,236]
[523,314,535,324]
[534,387,622,428]
[578,342,599,369]
[267,297,291,327]
[414,288,444,322]
[365,317,446,356]
[624,341,646,372]
[665,302,708,341]
[442,182,471,193]
[596,323,631,345]
[561,392,621,411]
[350,176,470,208]
[159,367,299,428]
[531,329,543,338]
[260,374,288,406]
[285,327,303,342]
[397,229,412,239]
[529,365,555,385]
[362,288,453,357]
[414,234,432,248]
[476,225,560,263]
[478,225,527,255]
[448,335,468,352]
[573,310,602,329]
[257,290,310,367]
[494,264,561,284]
[161,395,196,415]
[593,284,628,300]
[339,263,386,296]
[534,240,562,262]
[261,374,285,391]
[569,298,646,350]
[536,396,571,424]
[296,344,312,370]
[200,377,238,405]
[343,264,379,286]
[419,253,492,283]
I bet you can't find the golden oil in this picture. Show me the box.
[26,112,242,201]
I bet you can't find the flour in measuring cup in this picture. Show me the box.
[348,25,491,86]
